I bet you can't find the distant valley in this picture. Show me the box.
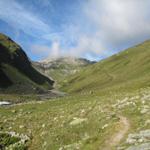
[0,33,150,150]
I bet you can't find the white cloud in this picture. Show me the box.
[83,0,150,47]
[31,41,61,60]
[1,0,150,60]
[49,41,61,58]
[45,0,150,60]
[31,45,50,55]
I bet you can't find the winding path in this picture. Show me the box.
[102,116,130,150]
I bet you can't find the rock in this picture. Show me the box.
[4,119,7,123]
[140,108,149,114]
[40,131,46,137]
[126,137,137,144]
[126,143,150,150]
[140,130,150,138]
[43,141,47,147]
[70,118,87,126]
[42,124,46,128]
[82,133,90,141]
[81,109,85,114]
[145,120,150,126]
[54,117,57,121]
[117,146,126,150]
[19,125,24,129]
[11,110,16,113]
[126,130,150,144]
[102,124,108,130]
[59,142,82,150]
[9,126,12,130]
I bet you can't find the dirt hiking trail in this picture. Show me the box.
[102,116,130,150]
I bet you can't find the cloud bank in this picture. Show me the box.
[0,0,150,60]
[65,0,150,59]
[46,0,150,60]
[84,0,150,46]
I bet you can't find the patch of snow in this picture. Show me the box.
[0,101,11,106]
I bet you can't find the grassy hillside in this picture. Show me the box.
[0,40,150,150]
[0,86,149,150]
[33,57,95,88]
[62,40,150,93]
[0,33,54,93]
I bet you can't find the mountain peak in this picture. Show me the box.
[33,57,95,88]
[41,56,95,65]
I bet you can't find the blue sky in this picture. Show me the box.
[0,0,150,61]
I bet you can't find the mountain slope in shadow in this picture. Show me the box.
[0,33,54,93]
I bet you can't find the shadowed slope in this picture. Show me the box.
[0,33,54,93]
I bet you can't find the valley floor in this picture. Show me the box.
[0,87,150,150]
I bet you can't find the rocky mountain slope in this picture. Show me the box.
[33,57,95,88]
[0,33,54,93]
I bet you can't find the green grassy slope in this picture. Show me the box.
[0,33,54,93]
[0,86,149,150]
[0,40,150,150]
[62,40,150,93]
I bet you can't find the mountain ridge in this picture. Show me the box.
[33,57,95,88]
